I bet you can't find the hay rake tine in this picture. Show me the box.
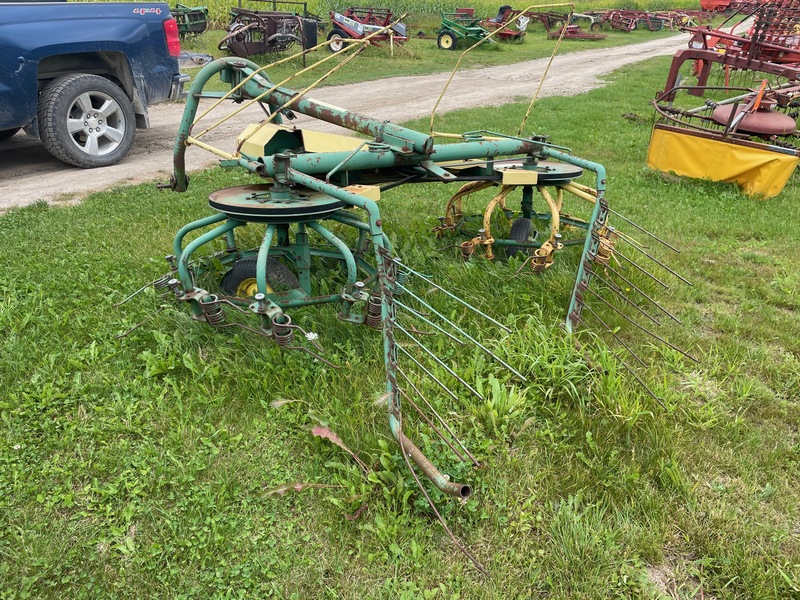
[394,260,511,333]
[397,345,460,403]
[399,366,480,467]
[614,249,671,290]
[396,300,465,346]
[396,323,485,401]
[113,275,172,307]
[398,284,527,382]
[607,207,681,253]
[116,306,167,338]
[580,302,649,370]
[592,270,662,327]
[604,262,682,324]
[616,232,692,286]
[584,286,699,364]
[398,387,469,465]
[575,316,666,409]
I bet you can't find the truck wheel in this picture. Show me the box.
[38,74,135,168]
[0,127,20,142]
[437,30,458,50]
[327,29,348,53]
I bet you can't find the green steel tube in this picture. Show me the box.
[178,220,241,289]
[263,138,542,179]
[307,222,357,286]
[256,224,277,295]
[173,212,228,259]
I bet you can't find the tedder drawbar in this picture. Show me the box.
[131,17,691,574]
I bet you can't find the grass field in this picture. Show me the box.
[2,23,800,600]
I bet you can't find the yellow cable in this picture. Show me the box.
[518,4,575,136]
[430,3,575,136]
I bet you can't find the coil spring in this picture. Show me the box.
[272,314,295,347]
[199,296,226,326]
[460,240,475,261]
[366,294,383,329]
[394,271,408,296]
[531,255,548,273]
[593,227,619,267]
[153,275,171,290]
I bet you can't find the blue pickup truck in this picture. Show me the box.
[0,1,188,167]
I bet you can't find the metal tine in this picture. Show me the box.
[592,270,662,327]
[399,366,480,467]
[396,300,465,346]
[604,262,682,325]
[396,323,485,401]
[113,277,168,307]
[397,345,460,403]
[574,315,666,409]
[393,259,512,333]
[614,250,670,290]
[580,302,649,370]
[398,284,528,382]
[607,207,681,253]
[613,228,693,286]
[584,286,699,364]
[398,387,469,465]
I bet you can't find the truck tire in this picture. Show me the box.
[0,127,20,142]
[327,28,348,53]
[38,74,135,168]
[437,30,458,50]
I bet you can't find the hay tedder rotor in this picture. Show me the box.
[129,20,690,573]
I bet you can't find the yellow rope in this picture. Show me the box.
[187,14,408,156]
[517,4,575,136]
[429,3,575,136]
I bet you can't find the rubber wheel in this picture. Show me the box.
[437,30,458,50]
[327,28,348,53]
[0,127,20,142]
[38,74,135,168]
[590,22,601,31]
[221,257,299,297]
[508,217,535,257]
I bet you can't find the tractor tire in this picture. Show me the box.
[437,30,458,50]
[508,217,535,257]
[0,127,20,142]
[38,74,135,168]
[221,257,299,298]
[590,22,601,31]
[327,28,348,53]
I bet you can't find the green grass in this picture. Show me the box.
[2,55,800,599]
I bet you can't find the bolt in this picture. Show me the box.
[375,219,382,227]
[84,121,88,126]
[254,292,266,311]
[167,278,182,296]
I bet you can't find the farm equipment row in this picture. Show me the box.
[204,2,711,59]
[648,0,800,197]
